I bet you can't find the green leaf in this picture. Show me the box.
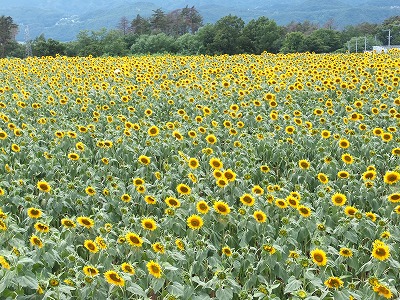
[216,287,234,300]
[17,275,38,289]
[151,278,165,293]
[284,276,302,294]
[167,282,184,296]
[127,283,147,297]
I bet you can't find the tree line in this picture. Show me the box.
[1,10,400,58]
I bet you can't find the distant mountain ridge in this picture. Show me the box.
[3,0,400,41]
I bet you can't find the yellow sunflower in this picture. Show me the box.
[187,214,204,230]
[104,270,125,286]
[310,248,327,266]
[147,260,162,278]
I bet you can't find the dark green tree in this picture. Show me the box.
[211,15,245,55]
[32,34,66,56]
[241,16,283,54]
[130,15,151,35]
[175,33,202,55]
[377,16,400,46]
[285,20,319,35]
[131,33,177,54]
[196,23,217,54]
[304,28,341,53]
[341,22,379,44]
[281,32,306,53]
[150,9,168,34]
[0,15,18,57]
[180,6,203,34]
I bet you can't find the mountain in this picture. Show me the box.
[3,0,400,41]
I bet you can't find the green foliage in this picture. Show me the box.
[281,32,306,54]
[242,17,283,54]
[130,33,177,54]
[0,15,18,57]
[32,34,66,57]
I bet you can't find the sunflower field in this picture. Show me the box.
[0,51,399,300]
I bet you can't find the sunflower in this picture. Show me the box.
[344,206,358,217]
[321,130,331,139]
[36,179,51,193]
[132,177,145,186]
[209,157,223,169]
[121,262,135,275]
[339,247,353,258]
[331,193,347,206]
[141,218,157,231]
[125,232,143,247]
[188,158,199,169]
[176,183,191,195]
[137,185,146,194]
[253,210,267,223]
[120,193,131,203]
[0,256,10,269]
[338,138,350,149]
[381,132,393,142]
[68,153,80,161]
[383,171,400,184]
[172,130,183,140]
[371,240,390,261]
[175,239,185,251]
[387,193,400,203]
[240,193,255,206]
[104,270,125,286]
[152,242,165,254]
[298,159,310,170]
[196,200,210,214]
[392,147,400,156]
[310,248,327,266]
[341,153,354,164]
[0,220,6,231]
[148,125,159,137]
[205,134,217,144]
[27,207,42,219]
[260,165,270,173]
[144,195,157,205]
[251,185,264,195]
[317,173,329,184]
[285,126,295,134]
[224,169,236,182]
[147,260,162,278]
[77,216,94,229]
[373,284,393,299]
[337,171,350,179]
[85,186,96,196]
[365,212,377,222]
[83,265,99,277]
[34,222,50,233]
[187,215,204,230]
[165,196,180,208]
[138,155,151,165]
[213,201,230,215]
[84,240,99,253]
[372,127,383,136]
[222,246,232,256]
[30,235,43,248]
[11,144,21,152]
[61,218,76,228]
[263,244,276,255]
[362,170,377,181]
[287,196,299,208]
[297,205,311,217]
[275,198,288,209]
[324,276,343,289]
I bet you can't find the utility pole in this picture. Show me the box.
[364,36,367,52]
[384,29,392,47]
[24,25,32,57]
[355,37,358,53]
